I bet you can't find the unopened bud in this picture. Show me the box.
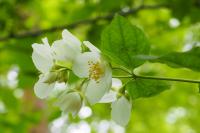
[56,91,82,116]
[43,72,58,84]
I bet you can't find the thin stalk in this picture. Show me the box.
[135,74,200,84]
[112,66,200,84]
[112,67,132,74]
[112,75,132,78]
[112,75,200,84]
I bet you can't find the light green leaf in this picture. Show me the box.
[101,15,150,69]
[199,84,200,93]
[126,79,170,100]
[153,47,200,72]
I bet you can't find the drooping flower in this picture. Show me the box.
[56,91,82,116]
[99,78,132,126]
[99,78,122,103]
[111,96,132,126]
[72,41,112,105]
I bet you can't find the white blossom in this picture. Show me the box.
[52,29,82,68]
[72,41,112,105]
[56,91,82,116]
[111,96,132,126]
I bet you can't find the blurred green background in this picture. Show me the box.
[0,0,200,132]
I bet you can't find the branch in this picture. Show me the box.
[113,67,200,84]
[134,75,200,84]
[0,4,168,42]
[113,75,200,84]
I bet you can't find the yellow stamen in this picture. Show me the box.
[88,61,104,83]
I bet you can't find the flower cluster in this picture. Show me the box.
[32,29,132,126]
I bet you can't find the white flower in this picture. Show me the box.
[99,78,122,103]
[34,74,56,99]
[56,91,82,116]
[52,29,82,67]
[32,38,54,73]
[32,29,82,99]
[111,78,123,91]
[32,38,56,98]
[99,91,117,103]
[111,96,132,126]
[72,41,112,105]
[99,78,132,126]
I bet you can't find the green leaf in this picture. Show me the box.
[101,15,150,69]
[169,0,193,20]
[199,84,200,93]
[153,47,200,72]
[126,79,170,100]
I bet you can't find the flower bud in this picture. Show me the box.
[43,72,58,84]
[55,91,82,116]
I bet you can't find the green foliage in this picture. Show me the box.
[0,89,18,110]
[199,84,200,93]
[153,47,200,72]
[169,0,194,20]
[127,79,170,99]
[101,15,150,69]
[98,0,132,12]
[0,0,200,132]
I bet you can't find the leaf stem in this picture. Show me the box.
[134,74,200,83]
[112,67,200,84]
[112,67,132,74]
[112,75,132,78]
[112,75,200,84]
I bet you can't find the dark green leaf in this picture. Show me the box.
[169,0,193,20]
[101,15,150,69]
[126,79,170,100]
[153,47,200,72]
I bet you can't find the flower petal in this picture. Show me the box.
[51,29,82,64]
[112,78,122,91]
[32,38,53,73]
[62,29,81,47]
[103,60,112,92]
[52,39,81,63]
[56,91,82,116]
[34,74,55,99]
[111,96,132,126]
[32,38,52,56]
[83,41,100,53]
[72,52,100,78]
[99,90,117,103]
[85,63,112,105]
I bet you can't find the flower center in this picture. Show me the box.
[88,61,104,83]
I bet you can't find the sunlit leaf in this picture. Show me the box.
[126,79,170,99]
[153,47,200,72]
[101,15,150,70]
